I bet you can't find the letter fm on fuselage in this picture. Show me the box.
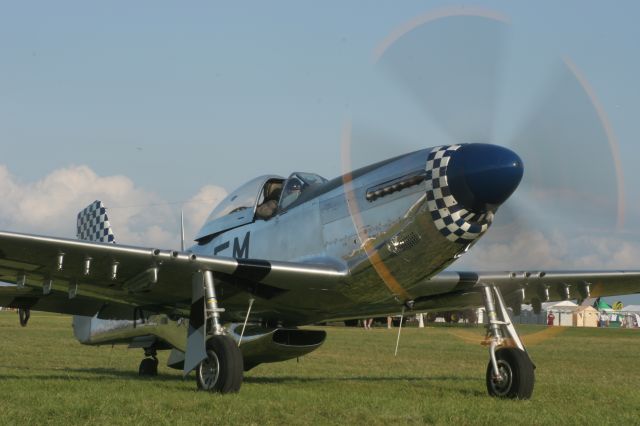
[213,232,250,259]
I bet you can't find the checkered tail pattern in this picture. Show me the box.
[425,145,493,244]
[76,200,116,243]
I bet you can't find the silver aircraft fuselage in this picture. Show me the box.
[190,145,502,324]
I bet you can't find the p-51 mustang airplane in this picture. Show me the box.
[1,143,639,399]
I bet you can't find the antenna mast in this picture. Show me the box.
[180,209,185,251]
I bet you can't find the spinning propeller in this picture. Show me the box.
[342,6,623,345]
[345,5,623,263]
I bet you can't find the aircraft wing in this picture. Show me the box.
[414,270,640,311]
[0,284,139,317]
[477,270,640,301]
[0,230,348,319]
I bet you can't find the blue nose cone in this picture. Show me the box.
[446,144,523,213]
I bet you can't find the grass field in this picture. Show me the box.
[0,311,639,425]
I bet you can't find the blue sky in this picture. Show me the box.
[1,1,640,303]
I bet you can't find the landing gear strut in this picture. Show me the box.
[481,284,535,399]
[139,347,158,376]
[195,271,243,393]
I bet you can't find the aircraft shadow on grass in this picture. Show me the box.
[0,367,182,382]
[244,374,487,396]
[243,375,476,384]
[0,367,487,397]
[0,369,474,383]
[1,367,482,394]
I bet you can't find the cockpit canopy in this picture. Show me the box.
[195,172,327,241]
[280,172,328,210]
[205,175,280,223]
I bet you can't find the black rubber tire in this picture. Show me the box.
[486,348,535,399]
[138,357,158,376]
[196,335,244,393]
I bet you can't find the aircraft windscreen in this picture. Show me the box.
[297,172,328,186]
[280,172,328,210]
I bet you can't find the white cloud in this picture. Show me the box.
[183,185,229,241]
[0,165,227,249]
[458,229,640,271]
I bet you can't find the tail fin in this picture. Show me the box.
[76,200,116,243]
[74,200,117,345]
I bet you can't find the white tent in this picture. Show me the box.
[543,301,578,326]
[541,300,579,310]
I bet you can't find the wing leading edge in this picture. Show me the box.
[0,230,348,319]
[477,270,640,302]
[411,270,640,312]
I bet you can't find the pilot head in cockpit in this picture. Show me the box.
[281,178,304,209]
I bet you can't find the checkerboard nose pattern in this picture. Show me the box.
[76,200,116,243]
[425,144,523,244]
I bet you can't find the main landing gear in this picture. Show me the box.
[195,271,243,393]
[139,347,159,377]
[481,284,535,399]
[196,335,243,393]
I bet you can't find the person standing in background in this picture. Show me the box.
[363,318,373,330]
[547,311,555,326]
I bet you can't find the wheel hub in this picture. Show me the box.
[490,360,513,396]
[198,352,221,390]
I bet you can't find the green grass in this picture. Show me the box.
[0,311,639,425]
